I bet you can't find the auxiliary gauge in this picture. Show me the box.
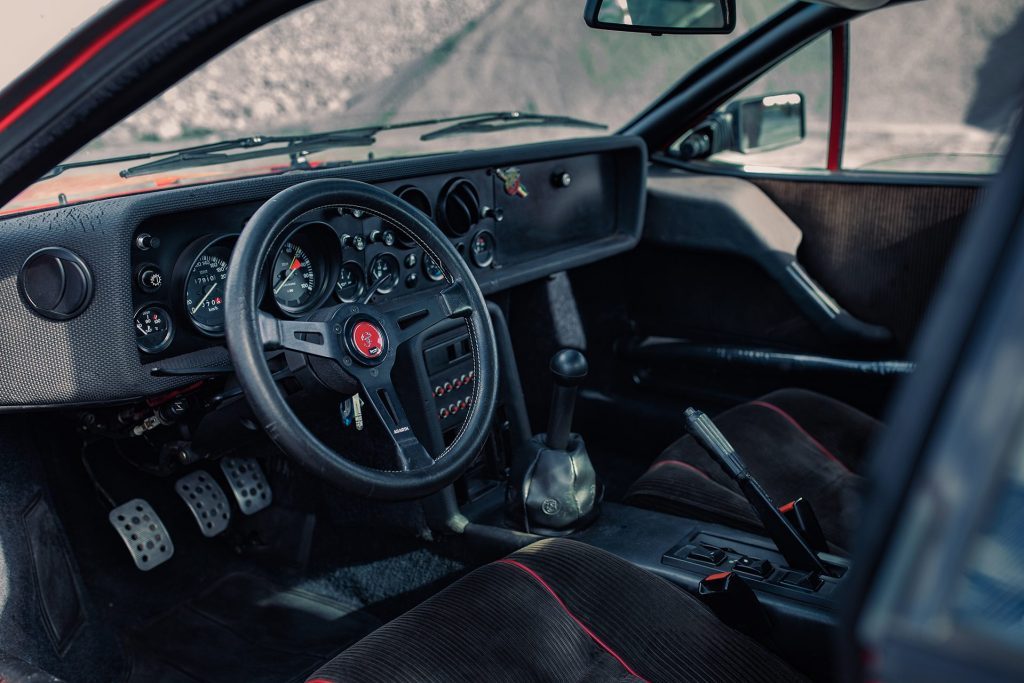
[135,305,173,354]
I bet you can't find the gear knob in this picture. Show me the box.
[546,349,587,450]
[550,349,588,387]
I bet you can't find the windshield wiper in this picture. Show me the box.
[118,130,377,178]
[39,111,608,181]
[420,111,606,141]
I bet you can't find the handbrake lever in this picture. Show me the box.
[683,407,828,576]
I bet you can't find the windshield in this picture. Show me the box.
[3,0,790,214]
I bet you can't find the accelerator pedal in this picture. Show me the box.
[219,457,273,515]
[175,470,231,537]
[108,499,174,571]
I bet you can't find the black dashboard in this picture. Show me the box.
[0,136,645,408]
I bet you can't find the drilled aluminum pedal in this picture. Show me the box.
[175,470,231,537]
[219,457,273,515]
[108,499,174,571]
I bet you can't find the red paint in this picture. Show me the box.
[0,0,167,134]
[750,401,850,472]
[650,459,711,480]
[827,24,849,171]
[498,559,649,681]
[351,320,384,359]
[704,571,731,582]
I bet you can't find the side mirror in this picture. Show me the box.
[727,93,805,153]
[673,92,806,161]
[584,0,736,35]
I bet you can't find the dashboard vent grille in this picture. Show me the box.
[394,185,432,247]
[436,178,480,236]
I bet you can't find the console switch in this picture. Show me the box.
[733,556,773,579]
[683,544,727,566]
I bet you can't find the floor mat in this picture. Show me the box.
[126,573,382,683]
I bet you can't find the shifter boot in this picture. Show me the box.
[509,433,598,535]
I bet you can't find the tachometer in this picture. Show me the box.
[184,242,231,335]
[272,242,320,314]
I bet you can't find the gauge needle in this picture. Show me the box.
[191,283,217,314]
[274,258,302,294]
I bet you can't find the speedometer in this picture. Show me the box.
[272,242,319,313]
[184,241,231,335]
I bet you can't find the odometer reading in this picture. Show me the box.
[184,246,230,335]
[272,242,318,313]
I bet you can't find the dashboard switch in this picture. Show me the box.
[135,233,161,250]
[138,266,163,292]
[552,171,572,188]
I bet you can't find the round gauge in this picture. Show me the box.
[422,253,445,282]
[135,305,173,354]
[470,230,496,268]
[184,242,231,335]
[367,253,400,294]
[272,241,322,314]
[335,261,365,303]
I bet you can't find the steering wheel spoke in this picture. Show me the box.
[387,280,472,344]
[259,311,339,358]
[357,373,435,471]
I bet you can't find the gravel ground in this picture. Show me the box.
[80,0,1024,171]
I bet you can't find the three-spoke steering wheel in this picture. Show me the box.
[225,179,498,500]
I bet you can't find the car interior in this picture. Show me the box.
[0,0,1020,681]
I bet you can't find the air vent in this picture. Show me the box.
[394,185,432,247]
[436,178,480,237]
[19,247,94,320]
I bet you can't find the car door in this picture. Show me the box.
[567,1,1022,457]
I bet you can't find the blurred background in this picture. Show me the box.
[3,0,1023,178]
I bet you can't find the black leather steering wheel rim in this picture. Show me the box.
[225,178,498,500]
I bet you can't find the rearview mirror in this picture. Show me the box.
[584,0,736,35]
[728,93,805,153]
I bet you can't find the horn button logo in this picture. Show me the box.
[349,320,387,362]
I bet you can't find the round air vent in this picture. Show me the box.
[436,178,481,237]
[394,185,432,247]
[19,247,94,320]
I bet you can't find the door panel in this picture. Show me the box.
[570,166,980,437]
[752,178,981,349]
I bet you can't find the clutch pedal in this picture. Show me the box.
[108,499,174,571]
[175,470,231,537]
[219,457,273,515]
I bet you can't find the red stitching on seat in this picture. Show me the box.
[749,401,850,472]
[497,559,649,682]
[649,459,712,480]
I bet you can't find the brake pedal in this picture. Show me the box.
[175,470,231,537]
[108,499,174,571]
[219,457,273,515]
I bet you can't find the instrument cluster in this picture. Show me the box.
[131,177,499,360]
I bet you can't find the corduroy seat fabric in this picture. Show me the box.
[307,537,806,682]
[626,388,881,551]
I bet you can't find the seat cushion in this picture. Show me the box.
[626,389,882,550]
[307,538,805,682]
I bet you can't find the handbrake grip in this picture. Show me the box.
[684,408,828,576]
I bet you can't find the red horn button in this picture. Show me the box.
[351,320,385,359]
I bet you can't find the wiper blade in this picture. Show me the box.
[119,131,376,178]
[419,111,606,141]
[38,111,606,182]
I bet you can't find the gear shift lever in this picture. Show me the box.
[508,348,597,534]
[546,349,588,451]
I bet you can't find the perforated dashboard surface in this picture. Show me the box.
[0,136,645,408]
